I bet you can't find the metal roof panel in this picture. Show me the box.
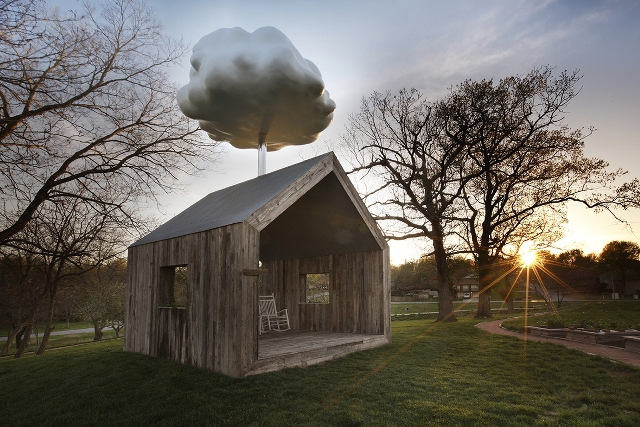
[130,153,331,247]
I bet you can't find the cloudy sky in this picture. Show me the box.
[134,0,640,263]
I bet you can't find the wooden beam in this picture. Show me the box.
[242,268,269,276]
[246,153,333,231]
[331,156,388,250]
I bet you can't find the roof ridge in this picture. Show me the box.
[130,152,333,247]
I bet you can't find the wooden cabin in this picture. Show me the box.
[124,152,391,377]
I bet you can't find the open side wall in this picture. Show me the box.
[262,247,391,340]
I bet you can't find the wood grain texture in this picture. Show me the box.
[262,251,388,336]
[243,268,269,276]
[127,238,389,377]
[125,224,260,377]
[250,331,389,375]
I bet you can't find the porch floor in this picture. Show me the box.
[249,330,389,375]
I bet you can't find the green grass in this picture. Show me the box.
[391,300,549,315]
[1,329,119,356]
[2,316,640,426]
[502,301,640,332]
[0,320,93,337]
[1,321,114,356]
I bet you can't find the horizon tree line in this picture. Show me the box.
[390,240,640,309]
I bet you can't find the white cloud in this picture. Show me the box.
[177,26,336,151]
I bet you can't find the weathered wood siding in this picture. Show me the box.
[124,223,259,377]
[157,307,188,363]
[262,249,390,339]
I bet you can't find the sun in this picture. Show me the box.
[520,251,537,267]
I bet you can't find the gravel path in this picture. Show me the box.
[476,319,640,368]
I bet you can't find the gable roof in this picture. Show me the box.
[130,152,387,251]
[131,153,330,247]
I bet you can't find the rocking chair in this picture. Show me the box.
[258,294,290,334]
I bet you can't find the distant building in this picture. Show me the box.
[455,274,479,298]
[417,289,438,299]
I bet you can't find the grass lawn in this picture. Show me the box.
[0,320,94,337]
[1,329,120,356]
[2,315,640,426]
[391,300,550,316]
[502,301,640,332]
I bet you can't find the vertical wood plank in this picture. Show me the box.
[126,218,391,377]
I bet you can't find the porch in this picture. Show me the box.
[249,330,388,375]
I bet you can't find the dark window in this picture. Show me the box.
[159,265,188,307]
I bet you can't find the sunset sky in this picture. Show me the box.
[83,0,640,264]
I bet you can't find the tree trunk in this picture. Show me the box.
[477,292,491,318]
[12,285,49,358]
[1,323,25,355]
[475,252,493,318]
[15,326,24,350]
[14,323,32,358]
[506,294,515,313]
[437,285,456,322]
[555,291,565,309]
[93,324,103,341]
[619,273,626,297]
[432,233,457,322]
[36,291,57,355]
[111,322,122,338]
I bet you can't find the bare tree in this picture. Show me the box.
[343,89,471,321]
[3,193,123,357]
[341,68,638,320]
[77,259,126,340]
[0,0,221,245]
[0,249,46,354]
[440,67,637,317]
